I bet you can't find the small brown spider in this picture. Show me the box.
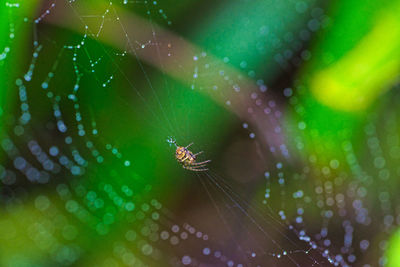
[167,138,211,171]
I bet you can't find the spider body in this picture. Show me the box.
[176,146,196,165]
[167,138,210,171]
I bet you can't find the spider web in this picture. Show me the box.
[0,0,399,267]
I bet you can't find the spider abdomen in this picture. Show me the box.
[176,147,196,165]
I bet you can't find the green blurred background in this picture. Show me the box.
[1,0,400,266]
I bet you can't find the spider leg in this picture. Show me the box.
[194,151,203,156]
[191,160,211,166]
[183,165,208,172]
[185,142,193,149]
[193,168,208,172]
[189,164,208,169]
[187,164,209,171]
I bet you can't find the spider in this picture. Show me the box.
[167,138,211,172]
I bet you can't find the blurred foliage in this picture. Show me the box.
[1,0,400,266]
